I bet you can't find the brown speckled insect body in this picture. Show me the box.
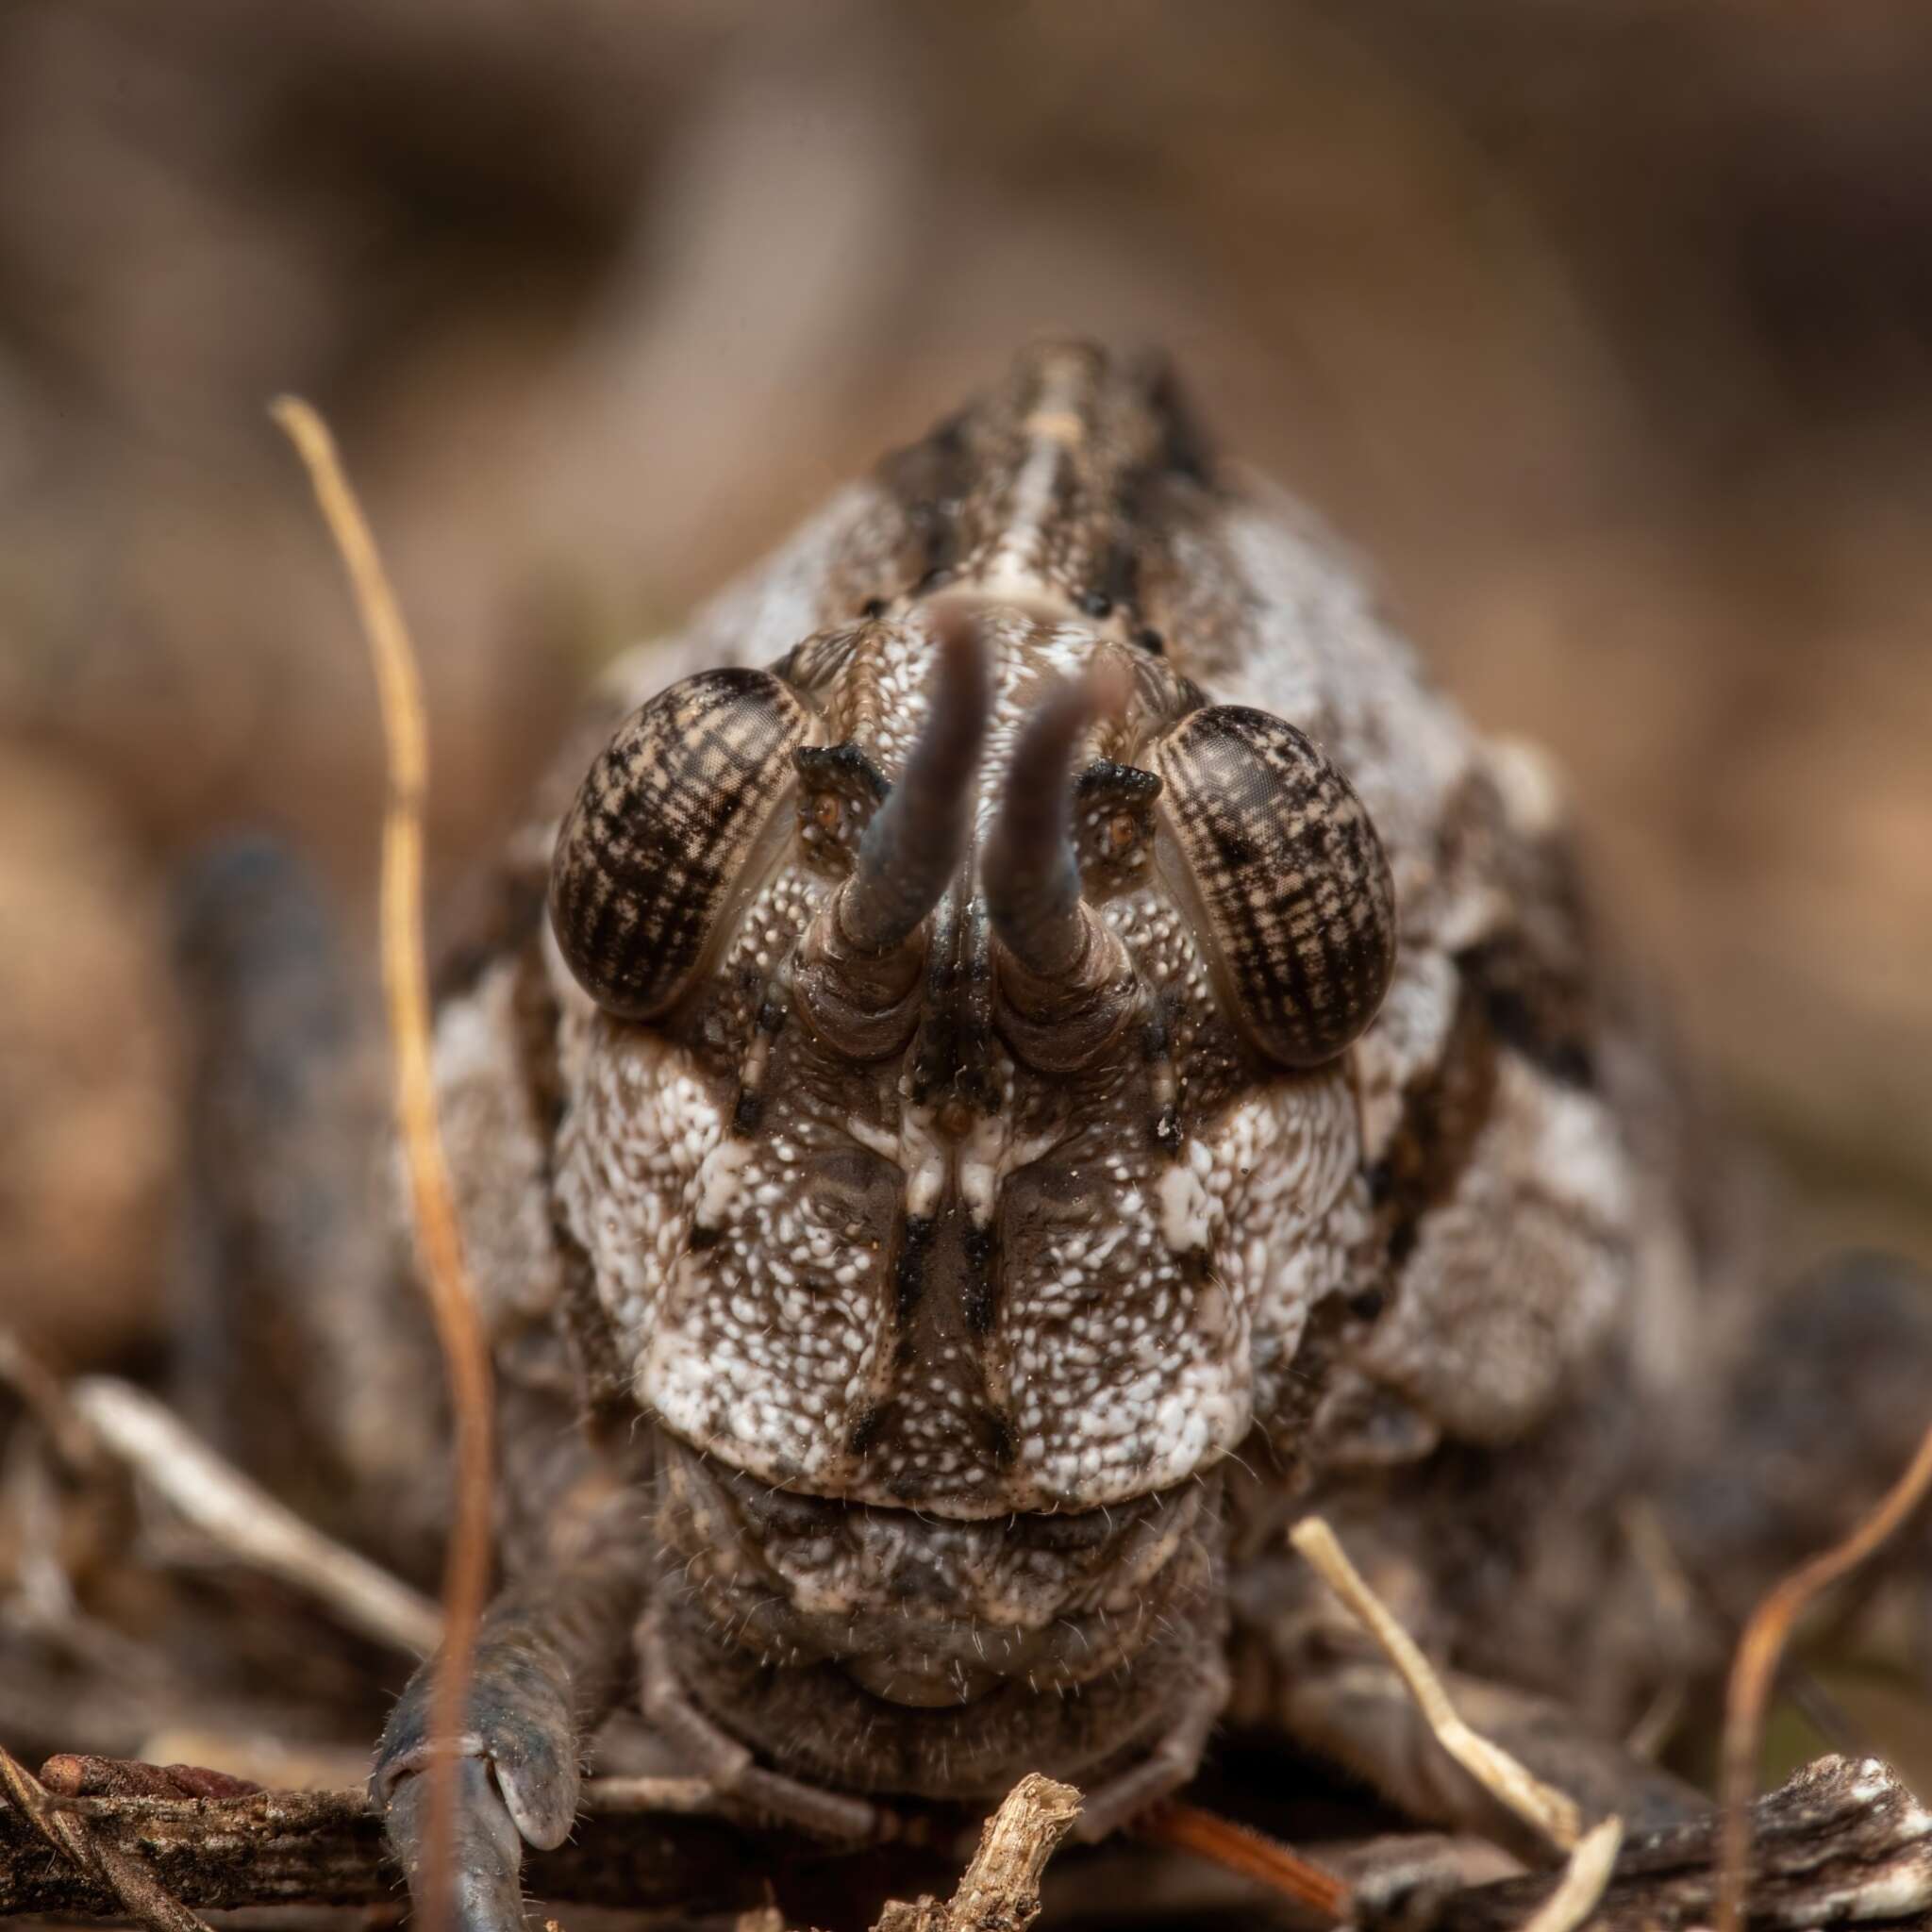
[325,343,1932,1927]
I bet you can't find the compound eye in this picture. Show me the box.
[549,668,812,1020]
[1149,705,1395,1067]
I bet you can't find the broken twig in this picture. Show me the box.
[0,1776,758,1919]
[6,1758,1924,1929]
[874,1774,1082,1932]
[0,1742,211,1932]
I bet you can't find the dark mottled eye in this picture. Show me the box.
[549,668,813,1020]
[1149,705,1395,1067]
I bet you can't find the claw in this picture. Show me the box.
[375,1640,585,1931]
[375,1643,581,1850]
[465,1654,580,1849]
[385,1757,527,1932]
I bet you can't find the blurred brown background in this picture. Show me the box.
[4,0,1931,1372]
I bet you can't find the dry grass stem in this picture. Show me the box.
[273,396,496,1932]
[579,1776,731,1815]
[67,1376,442,1657]
[0,1742,211,1932]
[1715,1415,1932,1932]
[1516,1813,1623,1932]
[1137,1800,1351,1920]
[1290,1516,1584,1852]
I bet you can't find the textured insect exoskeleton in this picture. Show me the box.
[353,343,1932,1931]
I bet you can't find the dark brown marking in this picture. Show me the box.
[876,344,1218,616]
[846,1401,890,1459]
[875,408,974,597]
[1371,974,1501,1280]
[894,1215,936,1324]
[1133,351,1219,489]
[433,865,549,1005]
[794,741,890,801]
[976,1406,1017,1468]
[793,741,891,877]
[1091,525,1142,622]
[909,892,998,1117]
[961,1222,998,1336]
[550,1213,635,1420]
[1433,767,1599,1090]
[1458,931,1597,1090]
[1073,758,1163,900]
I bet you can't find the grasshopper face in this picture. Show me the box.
[524,343,1649,1812]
